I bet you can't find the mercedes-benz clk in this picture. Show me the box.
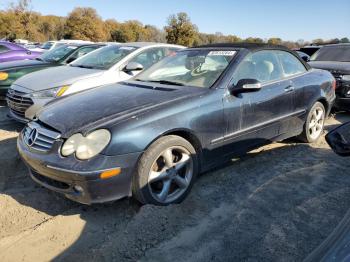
[18,43,336,205]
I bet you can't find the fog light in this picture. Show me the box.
[73,185,84,194]
[0,72,8,81]
[100,168,121,179]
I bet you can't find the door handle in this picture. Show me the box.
[284,85,295,92]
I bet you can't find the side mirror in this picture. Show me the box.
[230,79,262,95]
[326,121,350,156]
[123,62,144,73]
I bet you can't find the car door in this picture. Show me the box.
[222,50,295,153]
[276,50,308,134]
[119,47,167,80]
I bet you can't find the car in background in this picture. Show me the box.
[0,43,104,101]
[7,42,184,122]
[0,41,42,63]
[40,40,93,51]
[298,45,321,56]
[17,43,335,205]
[308,44,350,111]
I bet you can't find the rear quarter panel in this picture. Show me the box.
[300,69,335,114]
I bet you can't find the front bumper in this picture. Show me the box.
[17,131,142,204]
[7,87,52,123]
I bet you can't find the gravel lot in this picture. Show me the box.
[0,105,349,262]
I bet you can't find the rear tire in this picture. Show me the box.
[132,135,198,205]
[298,102,325,143]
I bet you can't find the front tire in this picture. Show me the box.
[132,135,198,205]
[298,102,325,143]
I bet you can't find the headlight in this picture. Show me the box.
[61,129,111,160]
[342,75,350,81]
[29,85,70,98]
[0,72,9,81]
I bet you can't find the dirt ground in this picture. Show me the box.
[0,105,349,262]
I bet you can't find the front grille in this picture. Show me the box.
[31,170,70,190]
[23,122,61,152]
[6,89,33,118]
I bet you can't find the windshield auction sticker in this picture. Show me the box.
[208,51,236,56]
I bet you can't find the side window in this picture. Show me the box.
[231,51,284,85]
[277,51,307,77]
[164,47,179,57]
[69,46,99,60]
[0,45,10,53]
[129,48,166,70]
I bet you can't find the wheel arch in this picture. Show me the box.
[145,128,203,170]
[317,97,330,116]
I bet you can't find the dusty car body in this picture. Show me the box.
[17,43,336,205]
[0,41,42,63]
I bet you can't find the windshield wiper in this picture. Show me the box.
[70,64,95,69]
[136,79,184,86]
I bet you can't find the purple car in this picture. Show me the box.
[0,41,42,63]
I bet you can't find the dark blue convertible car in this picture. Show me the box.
[17,43,336,205]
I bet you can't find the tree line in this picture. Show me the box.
[0,0,349,48]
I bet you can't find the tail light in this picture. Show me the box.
[332,80,337,90]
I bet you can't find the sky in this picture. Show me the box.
[1,0,350,41]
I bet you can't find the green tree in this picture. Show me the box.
[340,37,350,43]
[245,37,264,43]
[165,12,198,46]
[64,7,107,41]
[312,38,324,45]
[267,37,282,45]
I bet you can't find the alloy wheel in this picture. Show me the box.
[308,106,325,140]
[147,146,193,204]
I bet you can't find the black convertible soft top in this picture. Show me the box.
[193,42,311,69]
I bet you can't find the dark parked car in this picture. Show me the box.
[308,44,350,111]
[0,43,104,101]
[0,41,41,63]
[17,43,336,205]
[305,121,350,262]
[298,45,321,57]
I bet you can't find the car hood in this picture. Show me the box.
[0,59,50,71]
[308,61,350,74]
[13,65,105,91]
[37,81,204,137]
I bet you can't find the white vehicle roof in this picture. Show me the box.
[121,42,185,48]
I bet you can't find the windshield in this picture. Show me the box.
[310,46,350,62]
[135,49,236,88]
[70,45,137,70]
[39,45,77,62]
[41,41,54,50]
